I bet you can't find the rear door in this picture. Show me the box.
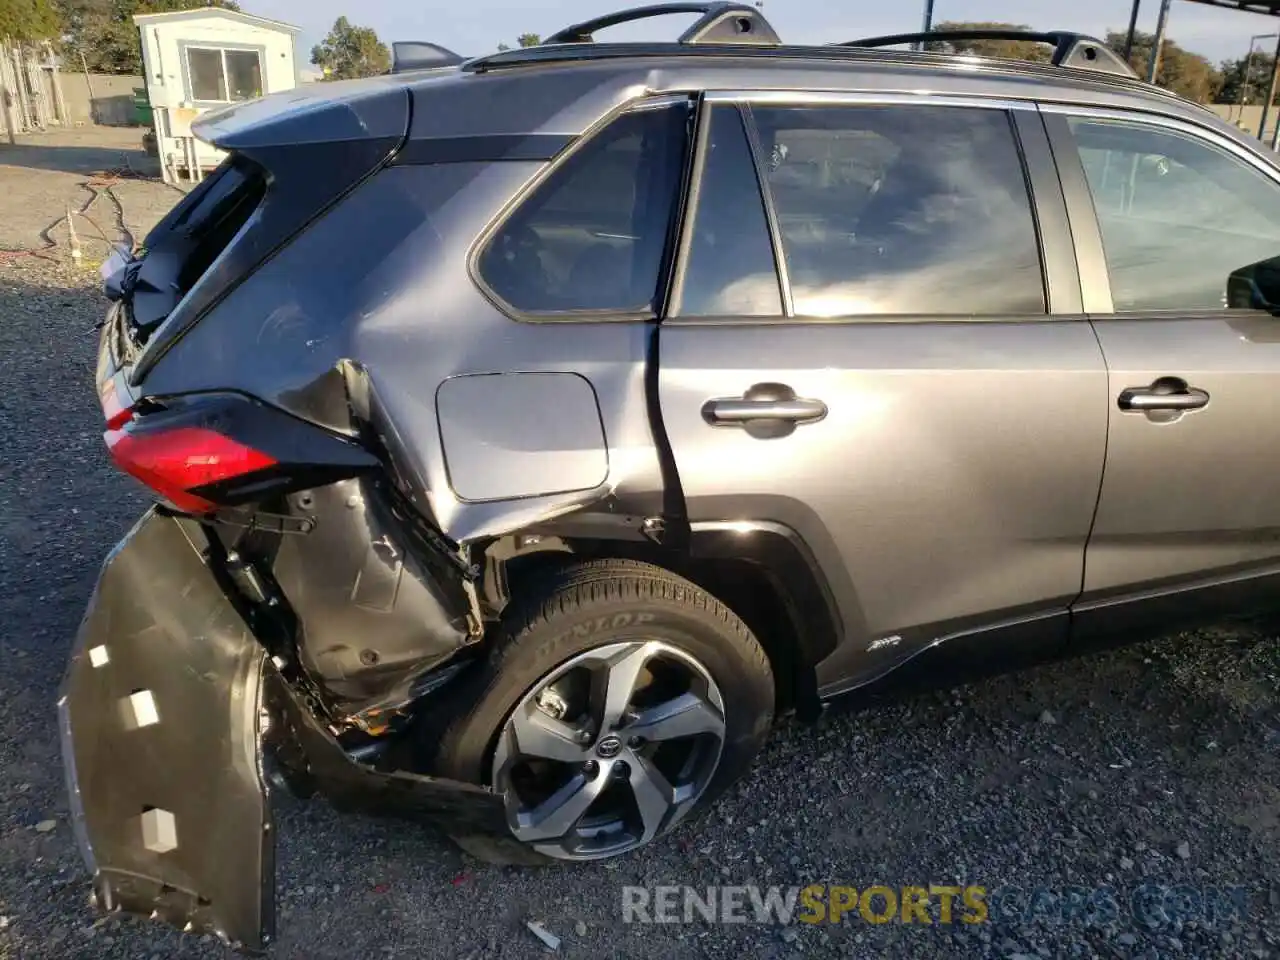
[1043,106,1280,643]
[657,94,1109,695]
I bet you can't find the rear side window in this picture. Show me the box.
[750,105,1046,317]
[677,105,783,317]
[476,102,691,316]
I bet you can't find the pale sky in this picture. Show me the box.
[242,0,1280,67]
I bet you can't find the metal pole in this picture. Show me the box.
[915,0,936,51]
[1123,0,1142,62]
[1146,0,1172,84]
[1259,32,1280,145]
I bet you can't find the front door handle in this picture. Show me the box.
[1117,377,1209,415]
[702,383,827,439]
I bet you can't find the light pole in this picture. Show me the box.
[1147,0,1173,83]
[915,0,936,51]
[1259,32,1280,147]
[1122,0,1141,62]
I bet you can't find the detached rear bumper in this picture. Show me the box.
[59,509,506,951]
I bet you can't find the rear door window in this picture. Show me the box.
[750,104,1046,317]
[676,104,783,317]
[1064,116,1280,312]
[476,101,691,316]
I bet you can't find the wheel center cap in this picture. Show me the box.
[595,735,623,759]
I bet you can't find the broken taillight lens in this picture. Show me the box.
[100,392,380,512]
[100,377,134,431]
[105,423,277,514]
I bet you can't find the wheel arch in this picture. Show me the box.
[476,517,838,721]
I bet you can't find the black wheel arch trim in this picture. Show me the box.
[687,519,839,720]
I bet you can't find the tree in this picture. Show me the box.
[1218,51,1280,105]
[311,15,390,80]
[1104,30,1221,103]
[58,0,241,75]
[0,0,61,42]
[923,22,1051,64]
[497,33,540,52]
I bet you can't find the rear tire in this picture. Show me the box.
[433,559,774,864]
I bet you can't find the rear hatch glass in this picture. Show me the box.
[118,156,266,346]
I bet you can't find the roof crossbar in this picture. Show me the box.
[543,2,781,46]
[841,29,1138,79]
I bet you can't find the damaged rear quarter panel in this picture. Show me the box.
[269,476,477,716]
[137,159,666,545]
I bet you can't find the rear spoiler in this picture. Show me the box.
[391,41,466,73]
[191,81,410,151]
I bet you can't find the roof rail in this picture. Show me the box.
[841,29,1137,79]
[543,2,781,46]
[391,41,467,73]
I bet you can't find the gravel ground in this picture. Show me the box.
[0,127,179,259]
[0,135,1278,960]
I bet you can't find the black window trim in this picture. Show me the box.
[466,93,699,324]
[742,102,797,318]
[665,99,789,319]
[1040,100,1280,319]
[665,90,1059,326]
[664,93,715,319]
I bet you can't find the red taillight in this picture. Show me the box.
[105,425,277,513]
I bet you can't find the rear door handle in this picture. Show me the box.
[702,383,827,439]
[703,398,828,423]
[1117,377,1209,414]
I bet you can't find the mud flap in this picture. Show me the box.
[58,509,274,950]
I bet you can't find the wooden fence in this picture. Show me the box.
[0,39,68,142]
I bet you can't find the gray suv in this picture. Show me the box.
[62,3,1280,948]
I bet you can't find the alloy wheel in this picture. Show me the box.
[490,639,727,861]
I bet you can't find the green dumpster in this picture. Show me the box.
[133,87,153,127]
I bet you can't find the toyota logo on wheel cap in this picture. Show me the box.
[595,735,623,759]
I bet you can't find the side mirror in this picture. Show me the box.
[1228,256,1280,312]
